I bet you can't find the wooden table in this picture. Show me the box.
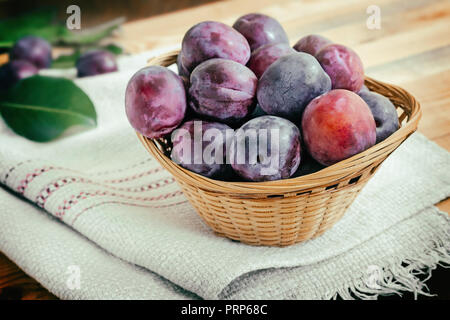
[1,0,449,300]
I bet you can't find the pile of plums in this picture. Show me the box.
[0,36,118,90]
[125,13,399,182]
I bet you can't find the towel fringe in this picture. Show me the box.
[324,229,450,300]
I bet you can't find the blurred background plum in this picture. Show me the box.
[76,50,118,77]
[10,36,52,69]
[0,60,38,91]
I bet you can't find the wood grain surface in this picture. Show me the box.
[0,0,449,300]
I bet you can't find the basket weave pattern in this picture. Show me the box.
[137,50,421,246]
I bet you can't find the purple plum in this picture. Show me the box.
[248,103,267,120]
[257,52,331,121]
[302,89,376,166]
[293,34,332,57]
[171,120,234,178]
[316,44,364,92]
[233,13,289,51]
[293,153,325,177]
[176,52,190,78]
[247,42,294,78]
[230,115,301,181]
[359,91,399,143]
[181,21,251,72]
[125,66,187,139]
[10,36,52,69]
[358,84,370,94]
[189,58,257,125]
[76,50,118,77]
[0,60,38,91]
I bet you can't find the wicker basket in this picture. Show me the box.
[137,50,421,247]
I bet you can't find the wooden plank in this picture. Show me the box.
[402,71,450,140]
[0,253,56,300]
[437,198,450,215]
[318,0,449,47]
[366,46,450,84]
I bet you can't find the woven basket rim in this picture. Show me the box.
[137,50,422,195]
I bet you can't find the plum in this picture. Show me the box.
[230,115,301,181]
[302,89,376,166]
[316,44,364,92]
[10,36,52,69]
[257,52,331,121]
[232,13,289,51]
[189,58,257,125]
[181,21,251,72]
[176,53,191,90]
[358,84,370,94]
[0,60,38,91]
[247,42,294,78]
[176,52,190,78]
[125,66,187,139]
[76,50,118,77]
[293,34,332,57]
[248,103,267,120]
[359,91,399,143]
[293,153,325,177]
[171,120,234,179]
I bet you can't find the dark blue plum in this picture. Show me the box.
[171,120,234,179]
[176,52,190,78]
[230,115,301,181]
[359,91,399,143]
[358,84,370,94]
[257,52,331,121]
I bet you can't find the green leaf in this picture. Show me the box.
[103,44,123,55]
[0,11,123,49]
[0,9,65,46]
[59,17,124,45]
[59,26,113,45]
[0,75,97,142]
[51,50,81,69]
